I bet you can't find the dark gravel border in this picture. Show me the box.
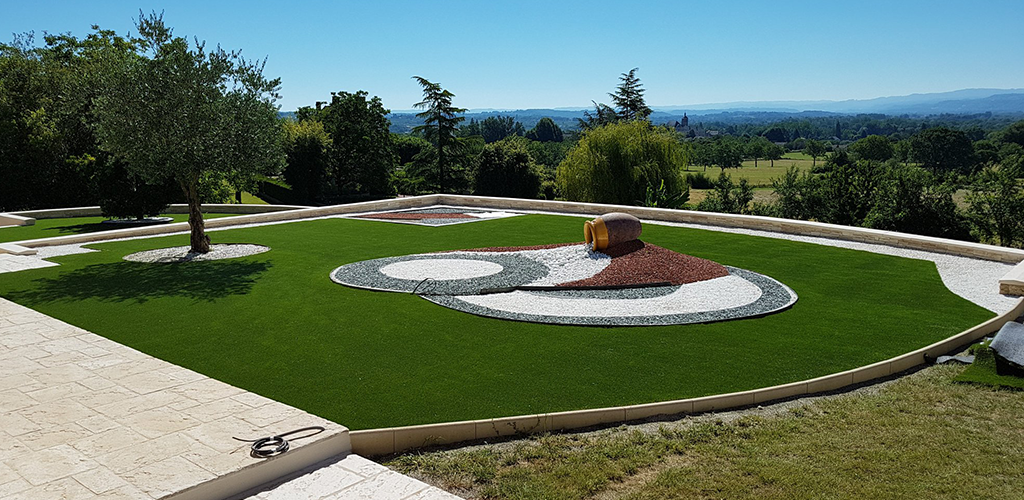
[329,252,549,296]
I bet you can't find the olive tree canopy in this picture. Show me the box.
[93,12,284,253]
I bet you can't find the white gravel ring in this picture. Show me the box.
[380,259,504,281]
[123,244,270,263]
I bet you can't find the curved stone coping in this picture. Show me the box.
[348,296,1024,457]
[10,195,1024,266]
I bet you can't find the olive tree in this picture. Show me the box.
[93,13,284,253]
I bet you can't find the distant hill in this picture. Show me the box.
[281,89,1024,133]
[653,88,1024,115]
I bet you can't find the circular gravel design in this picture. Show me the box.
[123,244,270,263]
[331,244,797,326]
[380,259,504,281]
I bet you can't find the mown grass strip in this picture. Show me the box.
[389,365,1024,500]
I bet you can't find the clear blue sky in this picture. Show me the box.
[3,1,1023,112]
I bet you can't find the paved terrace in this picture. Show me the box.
[0,297,460,499]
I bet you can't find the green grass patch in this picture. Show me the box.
[687,153,814,187]
[955,344,1024,390]
[0,214,993,430]
[0,213,236,243]
[389,365,1024,500]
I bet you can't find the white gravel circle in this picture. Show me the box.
[123,244,270,263]
[380,259,503,281]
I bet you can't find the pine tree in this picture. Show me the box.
[609,68,652,121]
[412,76,466,193]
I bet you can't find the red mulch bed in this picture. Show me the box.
[357,212,475,220]
[466,240,728,286]
[560,240,728,287]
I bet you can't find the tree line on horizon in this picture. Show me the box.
[1,16,1021,250]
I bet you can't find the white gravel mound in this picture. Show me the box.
[123,244,269,263]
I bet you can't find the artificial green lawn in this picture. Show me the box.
[0,214,995,430]
[0,213,236,243]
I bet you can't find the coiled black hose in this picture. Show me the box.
[233,426,326,458]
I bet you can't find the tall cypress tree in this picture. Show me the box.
[412,76,466,193]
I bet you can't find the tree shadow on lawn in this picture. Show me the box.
[7,260,272,304]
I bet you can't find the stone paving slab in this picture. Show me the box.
[0,297,351,499]
[0,254,57,273]
[242,453,463,500]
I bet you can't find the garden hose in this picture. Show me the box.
[233,426,326,458]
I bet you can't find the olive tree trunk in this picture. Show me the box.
[183,180,210,253]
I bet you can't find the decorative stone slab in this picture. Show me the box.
[1000,261,1024,296]
[242,453,464,500]
[0,243,37,256]
[0,298,350,500]
[0,213,35,227]
[990,321,1024,370]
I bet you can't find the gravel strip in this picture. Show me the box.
[34,244,97,259]
[99,216,174,225]
[647,220,1018,314]
[123,244,270,263]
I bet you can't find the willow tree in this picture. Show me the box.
[411,76,465,193]
[93,13,284,253]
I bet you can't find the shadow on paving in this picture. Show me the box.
[8,260,272,304]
